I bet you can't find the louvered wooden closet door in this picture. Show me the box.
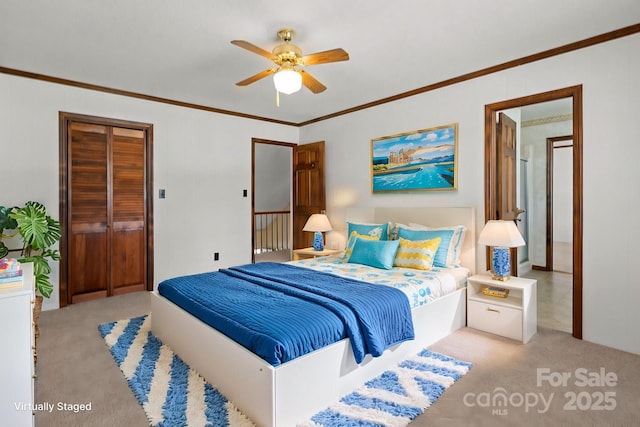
[68,123,110,301]
[111,127,146,295]
[67,123,147,302]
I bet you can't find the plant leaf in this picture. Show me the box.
[43,216,62,248]
[34,274,53,298]
[0,242,8,258]
[0,205,18,231]
[19,255,53,297]
[10,205,48,249]
[9,202,61,298]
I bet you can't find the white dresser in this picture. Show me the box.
[0,262,35,427]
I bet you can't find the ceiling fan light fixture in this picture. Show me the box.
[273,69,302,94]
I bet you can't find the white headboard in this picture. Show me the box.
[344,207,476,274]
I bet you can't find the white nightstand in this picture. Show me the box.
[292,247,343,261]
[467,273,537,343]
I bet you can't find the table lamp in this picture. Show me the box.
[302,213,332,251]
[478,220,525,281]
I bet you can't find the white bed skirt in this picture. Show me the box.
[150,286,467,427]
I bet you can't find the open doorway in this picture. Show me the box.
[485,85,583,339]
[251,138,294,263]
[547,135,574,274]
[520,106,574,334]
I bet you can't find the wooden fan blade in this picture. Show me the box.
[236,68,277,86]
[231,40,278,61]
[300,70,327,93]
[301,48,349,66]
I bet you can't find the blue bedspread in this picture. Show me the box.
[158,262,414,366]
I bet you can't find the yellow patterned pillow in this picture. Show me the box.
[343,231,380,261]
[393,237,442,270]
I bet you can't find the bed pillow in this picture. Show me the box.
[393,237,441,270]
[398,225,466,268]
[342,231,380,261]
[410,224,467,268]
[347,222,389,240]
[348,238,400,270]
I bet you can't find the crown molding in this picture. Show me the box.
[522,113,573,127]
[1,23,638,127]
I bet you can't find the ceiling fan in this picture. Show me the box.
[231,29,349,95]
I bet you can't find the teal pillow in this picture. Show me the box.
[348,238,400,270]
[398,227,456,268]
[342,231,380,261]
[347,222,389,240]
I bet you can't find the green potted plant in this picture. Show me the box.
[1,201,61,363]
[0,201,61,298]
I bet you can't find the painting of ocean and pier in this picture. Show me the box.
[371,123,458,193]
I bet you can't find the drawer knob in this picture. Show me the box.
[486,307,501,314]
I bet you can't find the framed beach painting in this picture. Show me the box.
[371,123,458,193]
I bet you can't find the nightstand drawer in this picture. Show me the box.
[468,300,523,341]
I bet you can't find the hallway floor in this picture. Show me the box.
[523,269,573,333]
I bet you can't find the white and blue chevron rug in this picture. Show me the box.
[99,315,472,427]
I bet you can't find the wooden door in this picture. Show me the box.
[60,113,153,306]
[67,122,110,301]
[292,141,325,249]
[496,112,522,275]
[497,112,521,221]
[111,128,147,295]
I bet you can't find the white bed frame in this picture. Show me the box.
[151,207,475,426]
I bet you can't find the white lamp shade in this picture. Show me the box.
[302,213,332,232]
[273,69,302,94]
[478,220,525,248]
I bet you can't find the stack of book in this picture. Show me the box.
[482,285,509,298]
[0,258,23,289]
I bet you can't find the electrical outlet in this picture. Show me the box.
[214,252,219,261]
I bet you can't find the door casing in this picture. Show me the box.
[250,139,326,257]
[59,112,154,307]
[251,138,295,262]
[533,135,573,271]
[484,85,583,339]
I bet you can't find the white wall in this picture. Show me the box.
[254,143,291,212]
[300,34,640,355]
[553,147,573,243]
[0,74,298,311]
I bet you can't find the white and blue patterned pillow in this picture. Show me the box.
[347,222,389,240]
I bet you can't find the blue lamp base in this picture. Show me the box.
[491,247,512,281]
[312,231,324,251]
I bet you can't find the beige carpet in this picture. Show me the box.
[35,291,639,426]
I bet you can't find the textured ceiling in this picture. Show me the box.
[1,0,638,124]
